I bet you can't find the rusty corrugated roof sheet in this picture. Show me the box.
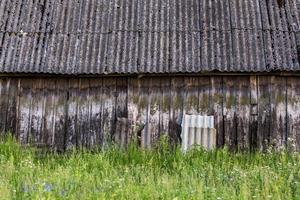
[0,0,299,75]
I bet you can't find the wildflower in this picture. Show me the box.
[43,183,53,192]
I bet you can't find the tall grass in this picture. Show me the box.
[0,135,299,199]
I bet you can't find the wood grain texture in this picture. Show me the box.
[115,77,128,147]
[18,79,33,144]
[198,77,211,115]
[236,76,250,150]
[42,79,56,147]
[101,78,116,147]
[65,79,78,150]
[160,77,171,139]
[211,76,224,147]
[250,76,258,151]
[169,77,184,145]
[184,77,199,115]
[127,78,140,145]
[53,79,67,152]
[257,76,271,151]
[0,76,299,151]
[223,76,237,150]
[0,78,9,136]
[270,76,287,150]
[148,77,161,145]
[287,77,300,151]
[138,78,150,148]
[89,78,103,148]
[5,78,18,135]
[78,79,90,148]
[30,79,44,145]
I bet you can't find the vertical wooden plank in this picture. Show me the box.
[169,77,184,145]
[0,78,9,136]
[287,77,300,151]
[77,79,90,148]
[89,78,103,148]
[223,76,237,150]
[65,79,79,150]
[30,79,44,145]
[127,77,140,145]
[101,78,116,147]
[15,79,21,141]
[211,76,224,147]
[159,77,171,139]
[235,76,251,150]
[115,77,128,147]
[198,77,211,115]
[257,76,271,151]
[42,79,56,148]
[250,76,259,151]
[5,78,18,135]
[148,77,161,146]
[270,76,287,150]
[184,77,199,115]
[137,78,150,148]
[18,79,33,144]
[53,79,68,152]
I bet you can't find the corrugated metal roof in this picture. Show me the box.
[0,0,299,74]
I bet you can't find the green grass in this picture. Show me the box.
[0,136,300,200]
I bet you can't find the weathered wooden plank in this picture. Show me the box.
[77,79,90,148]
[211,76,224,147]
[65,79,79,150]
[148,77,161,146]
[101,78,116,147]
[184,77,199,114]
[223,76,237,150]
[89,78,103,148]
[159,77,171,140]
[0,78,9,136]
[30,79,44,145]
[235,76,251,150]
[137,78,150,148]
[53,79,68,152]
[127,77,140,145]
[270,76,287,150]
[287,77,300,151]
[115,77,128,147]
[18,79,33,144]
[5,78,18,135]
[169,77,184,145]
[42,79,56,147]
[257,76,271,151]
[250,76,258,151]
[198,77,211,115]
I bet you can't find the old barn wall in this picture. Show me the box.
[0,75,300,151]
